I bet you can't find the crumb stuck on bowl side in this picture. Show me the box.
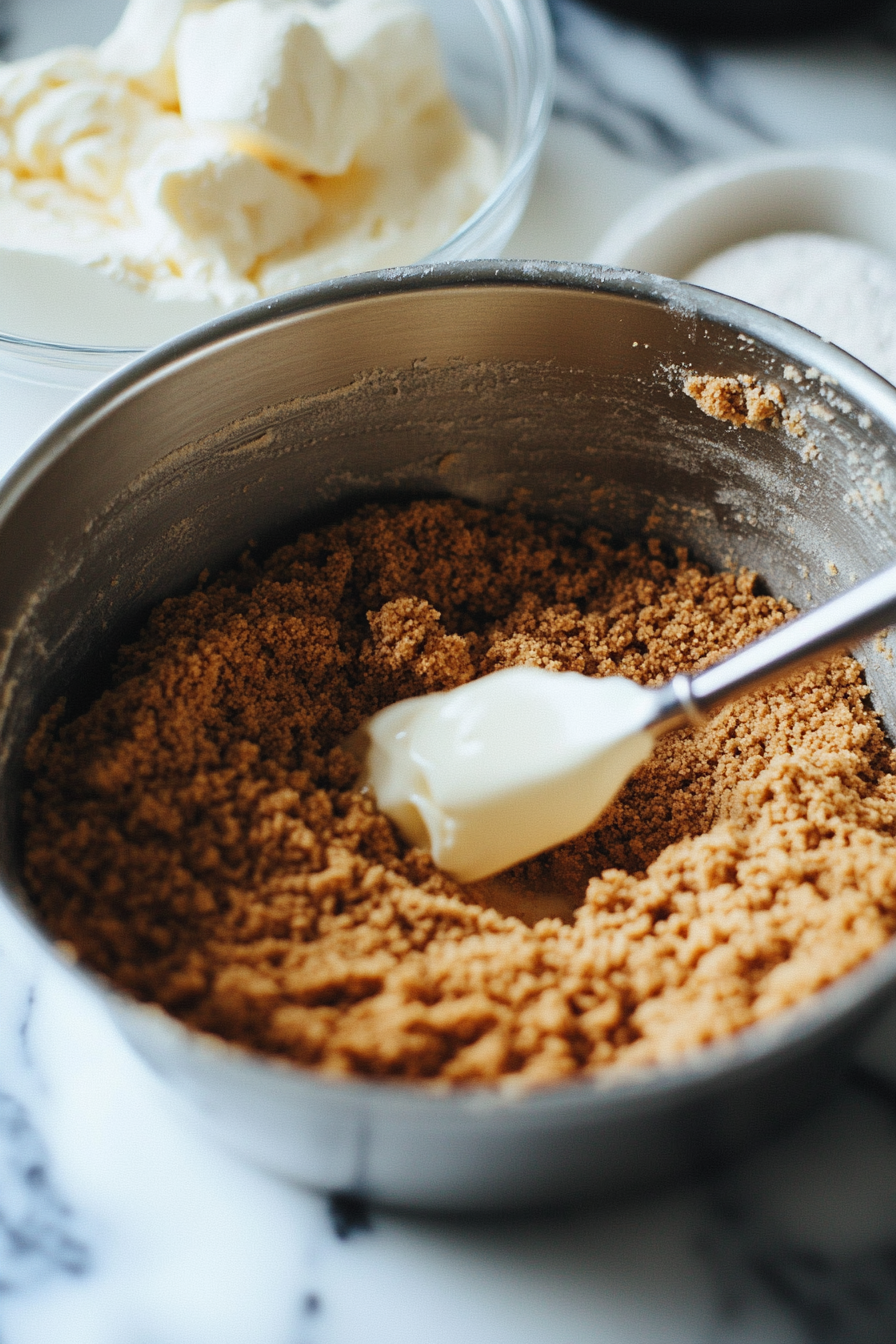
[682,370,809,438]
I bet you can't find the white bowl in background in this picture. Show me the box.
[592,146,896,278]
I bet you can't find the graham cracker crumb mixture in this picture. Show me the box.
[23,500,896,1086]
[684,372,806,438]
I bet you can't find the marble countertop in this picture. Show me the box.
[7,3,896,1341]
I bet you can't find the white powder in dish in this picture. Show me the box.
[688,232,896,385]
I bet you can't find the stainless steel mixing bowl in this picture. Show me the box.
[4,261,896,1211]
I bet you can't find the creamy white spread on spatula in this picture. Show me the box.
[358,666,658,882]
[0,0,500,323]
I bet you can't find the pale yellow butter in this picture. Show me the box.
[0,0,501,335]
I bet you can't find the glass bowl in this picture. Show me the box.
[0,0,555,468]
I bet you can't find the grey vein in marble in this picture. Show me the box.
[0,1089,89,1294]
[550,0,770,168]
[0,939,88,1306]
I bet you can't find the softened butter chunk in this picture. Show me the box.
[97,0,221,109]
[0,0,501,325]
[129,135,321,273]
[175,0,375,175]
[323,0,447,133]
[0,48,103,123]
[13,78,166,199]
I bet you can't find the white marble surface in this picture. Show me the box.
[8,3,896,1342]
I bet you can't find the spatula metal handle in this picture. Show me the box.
[648,560,896,732]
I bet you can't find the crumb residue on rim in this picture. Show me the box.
[23,500,896,1087]
[684,372,806,437]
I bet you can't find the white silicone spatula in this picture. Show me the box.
[352,561,896,882]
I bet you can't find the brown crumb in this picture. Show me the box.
[684,372,787,430]
[22,500,896,1086]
